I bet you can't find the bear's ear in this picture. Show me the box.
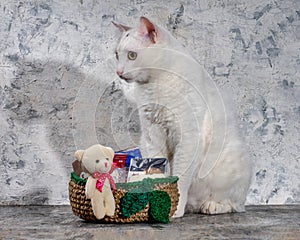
[104,147,115,160]
[74,150,85,162]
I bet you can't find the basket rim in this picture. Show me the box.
[70,172,179,189]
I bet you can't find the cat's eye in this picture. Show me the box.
[115,51,119,60]
[96,160,100,163]
[127,51,137,60]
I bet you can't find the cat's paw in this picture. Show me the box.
[172,190,187,218]
[172,207,185,218]
[200,200,233,215]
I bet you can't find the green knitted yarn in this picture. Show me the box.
[71,172,87,185]
[121,190,172,223]
[71,172,179,190]
[149,190,171,223]
[119,179,173,223]
[121,192,150,218]
[120,178,154,218]
[116,176,179,191]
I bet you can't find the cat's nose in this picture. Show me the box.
[116,70,123,77]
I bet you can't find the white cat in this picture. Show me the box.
[113,17,252,217]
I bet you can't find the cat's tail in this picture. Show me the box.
[198,109,227,179]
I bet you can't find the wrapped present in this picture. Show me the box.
[115,147,142,167]
[127,158,170,182]
[112,147,143,183]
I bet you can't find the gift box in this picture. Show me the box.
[115,147,142,159]
[114,147,142,168]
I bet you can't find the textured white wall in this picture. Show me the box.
[0,0,299,205]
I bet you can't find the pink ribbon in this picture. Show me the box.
[92,163,117,192]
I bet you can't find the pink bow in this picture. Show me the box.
[92,163,117,192]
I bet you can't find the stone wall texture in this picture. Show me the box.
[0,0,299,205]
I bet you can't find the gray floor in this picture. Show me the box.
[0,205,299,240]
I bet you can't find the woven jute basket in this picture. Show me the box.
[69,172,179,223]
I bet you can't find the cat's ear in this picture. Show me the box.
[112,21,131,32]
[138,17,158,44]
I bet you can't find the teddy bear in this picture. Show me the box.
[74,144,116,220]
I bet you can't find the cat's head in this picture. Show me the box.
[113,17,170,83]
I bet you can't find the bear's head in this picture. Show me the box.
[74,144,114,175]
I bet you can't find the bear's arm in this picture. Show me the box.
[85,176,97,199]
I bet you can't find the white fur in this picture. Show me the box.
[114,18,252,217]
